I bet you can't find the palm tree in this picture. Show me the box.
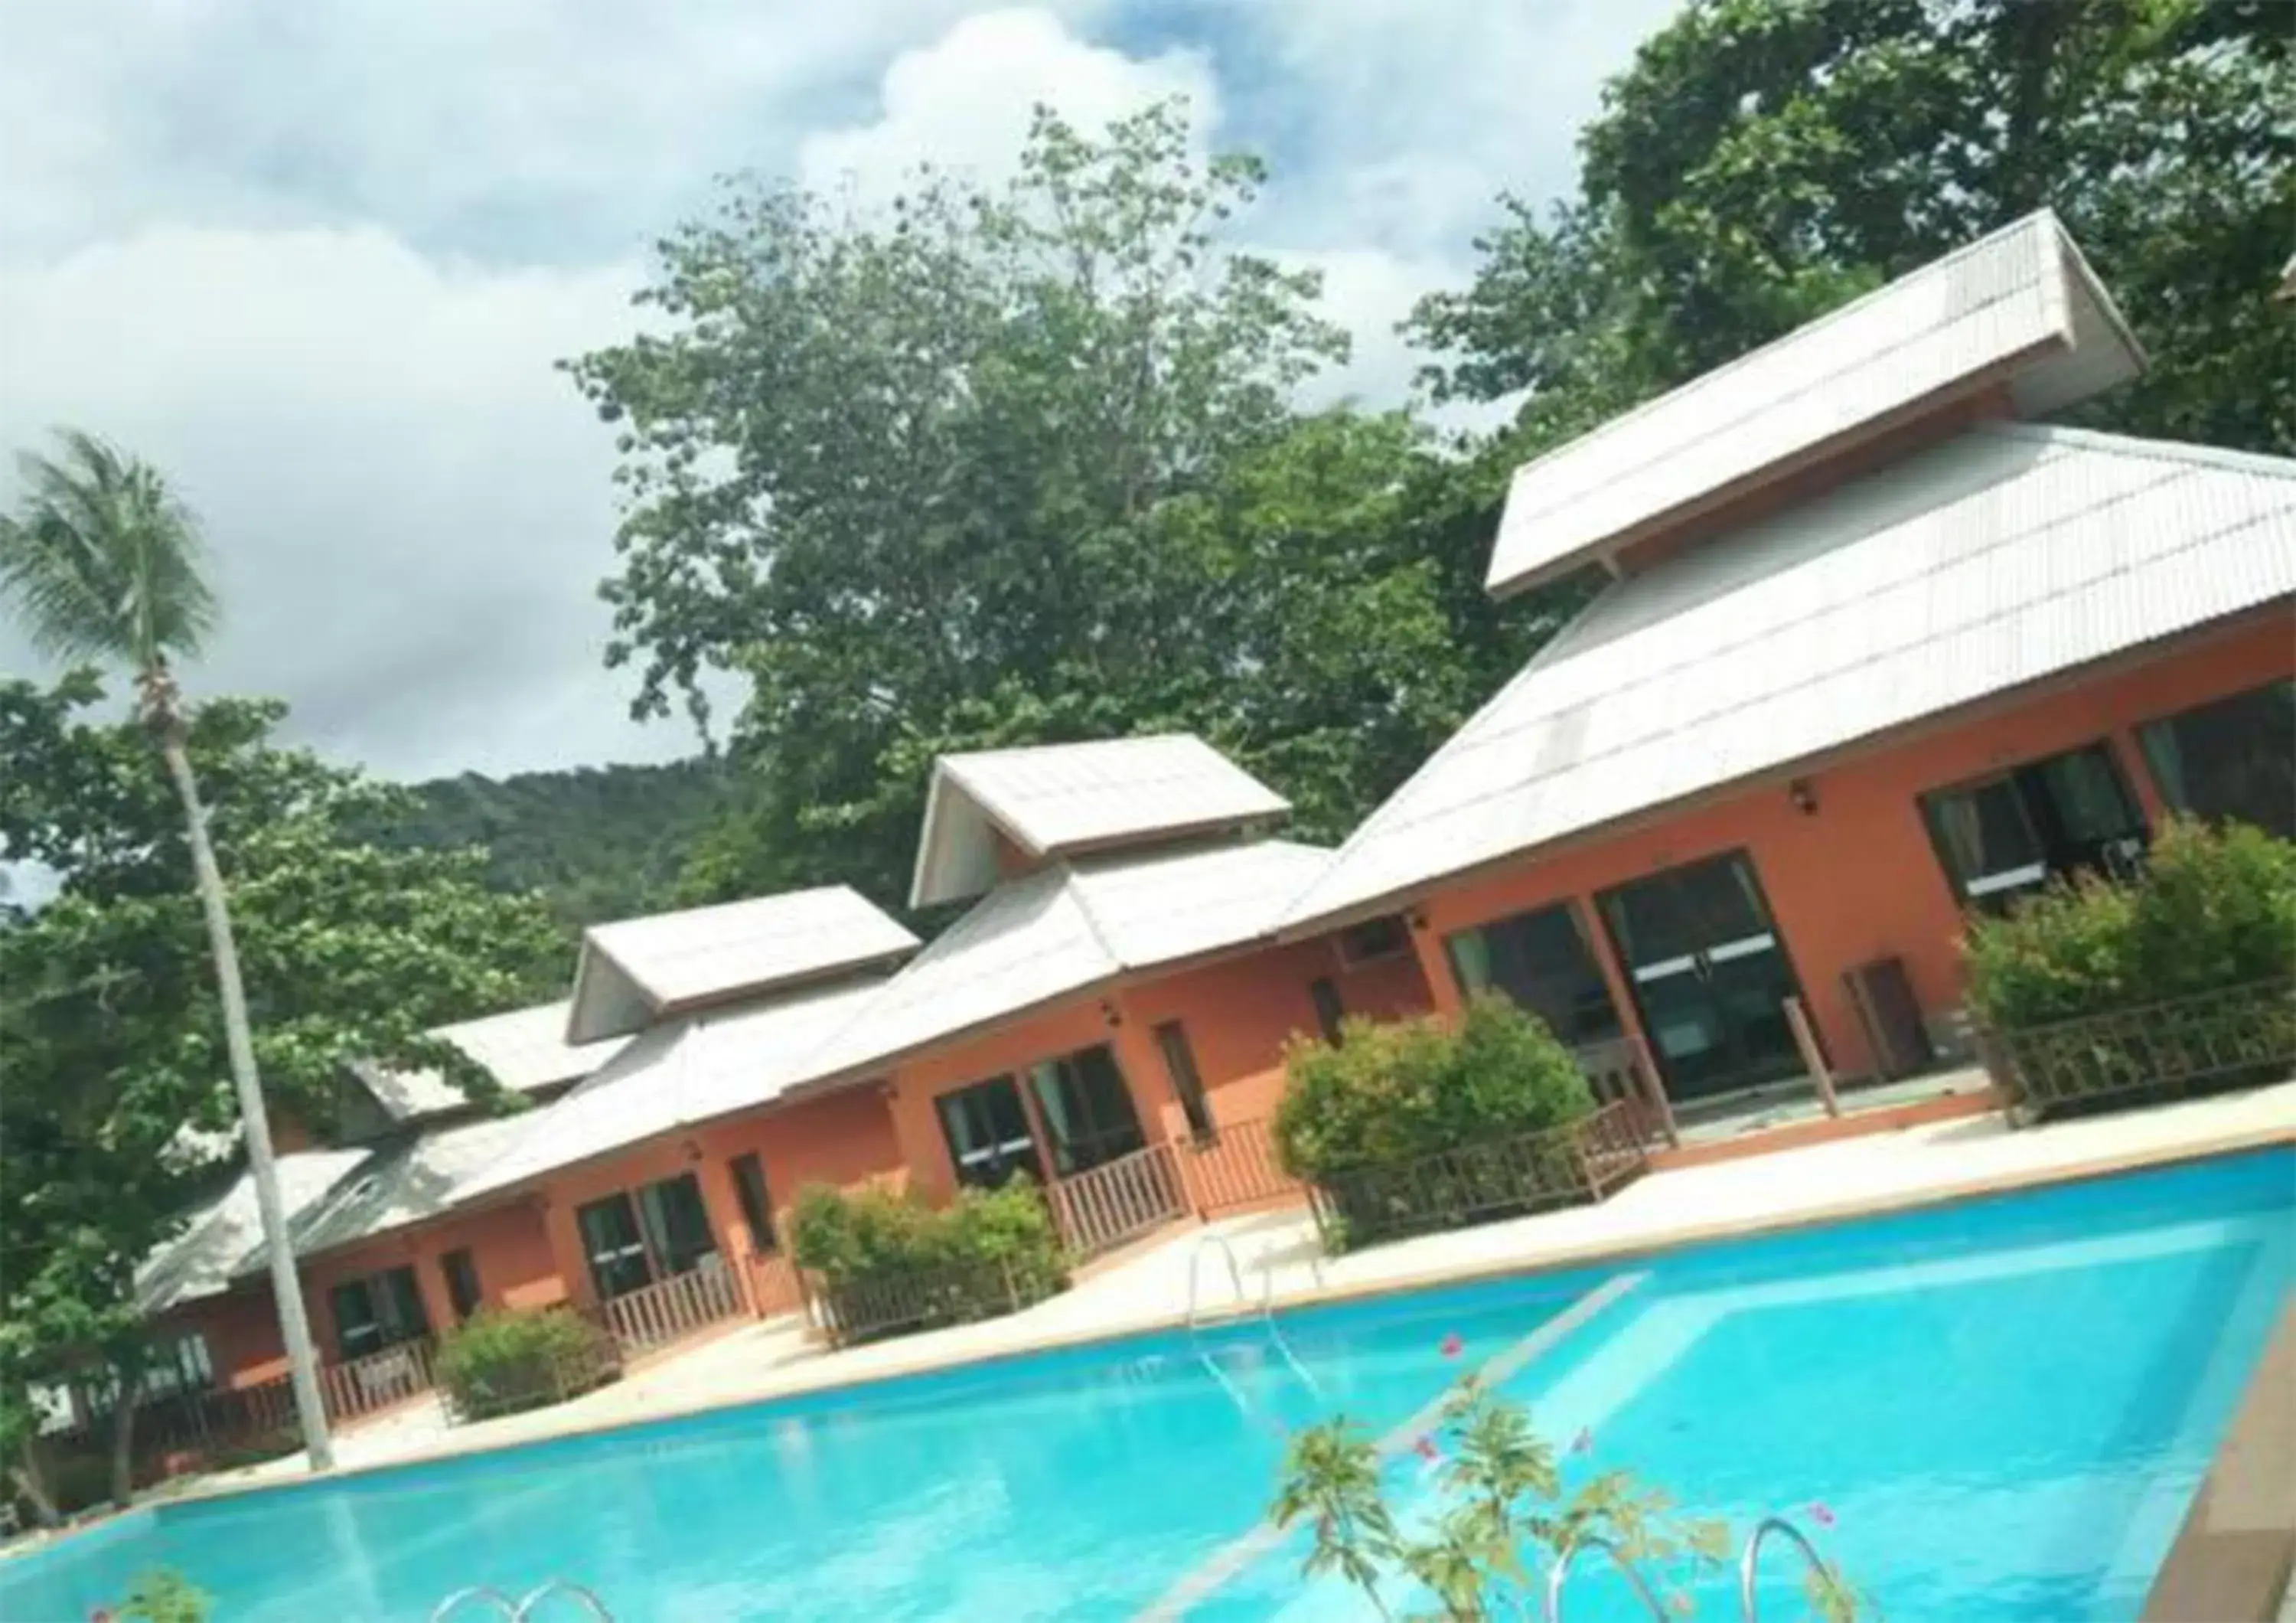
[0,429,335,1472]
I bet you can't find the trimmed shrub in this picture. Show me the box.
[1272,992,1596,1183]
[789,1178,1068,1341]
[434,1308,616,1422]
[1965,818,2296,1030]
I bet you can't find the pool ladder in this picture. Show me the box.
[1182,1232,1321,1422]
[1542,1511,1844,1623]
[431,1579,612,1620]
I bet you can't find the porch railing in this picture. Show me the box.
[1308,1098,1651,1251]
[319,1337,436,1424]
[1045,1142,1190,1259]
[1572,1035,1678,1149]
[1985,979,2296,1123]
[598,1258,743,1355]
[1172,1116,1304,1215]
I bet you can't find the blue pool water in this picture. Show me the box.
[4,1149,2288,1621]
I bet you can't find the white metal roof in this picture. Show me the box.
[818,838,1332,1083]
[1287,424,2296,930]
[1485,210,2144,597]
[135,1148,371,1314]
[360,1000,631,1122]
[452,972,895,1203]
[908,734,1291,908]
[289,1113,537,1259]
[566,886,919,1044]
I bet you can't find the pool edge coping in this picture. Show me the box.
[39,1115,2296,1537]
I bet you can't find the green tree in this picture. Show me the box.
[573,102,1550,912]
[1413,0,2294,456]
[0,673,563,1506]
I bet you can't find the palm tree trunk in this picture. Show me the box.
[157,734,336,1472]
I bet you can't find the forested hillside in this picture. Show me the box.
[385,757,732,932]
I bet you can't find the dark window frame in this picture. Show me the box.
[1442,898,1625,1048]
[729,1151,778,1253]
[935,1073,1045,1190]
[1308,976,1346,1046]
[439,1247,483,1323]
[1026,1043,1149,1175]
[328,1264,430,1361]
[2135,678,2294,842]
[1152,1020,1216,1142]
[1336,914,1411,967]
[1918,739,2148,913]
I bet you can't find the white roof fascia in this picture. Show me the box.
[1287,424,2296,932]
[1484,210,2146,598]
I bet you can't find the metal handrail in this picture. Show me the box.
[1543,1533,1669,1622]
[1739,1515,1842,1621]
[431,1580,612,1621]
[1182,1232,1321,1412]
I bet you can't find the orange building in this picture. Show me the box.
[1277,209,2294,1115]
[124,207,2293,1423]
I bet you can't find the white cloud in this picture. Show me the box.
[0,226,671,779]
[798,8,1214,205]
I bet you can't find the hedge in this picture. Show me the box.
[433,1308,618,1422]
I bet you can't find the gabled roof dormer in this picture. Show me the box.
[1486,208,2145,598]
[906,733,1290,909]
[564,886,920,1044]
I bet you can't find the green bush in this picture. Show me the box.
[1965,818,2296,1030]
[1272,993,1596,1181]
[790,1178,1066,1294]
[116,1569,210,1623]
[433,1308,615,1422]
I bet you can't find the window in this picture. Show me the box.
[936,1075,1042,1190]
[1445,901,1624,1047]
[576,1192,654,1300]
[136,1334,217,1400]
[1308,976,1346,1046]
[328,1265,430,1361]
[1336,913,1410,965]
[1921,742,2147,911]
[439,1248,482,1323]
[2138,679,2294,841]
[635,1172,719,1278]
[1026,1044,1148,1175]
[729,1152,778,1252]
[1153,1020,1215,1141]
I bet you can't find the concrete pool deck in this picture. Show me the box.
[184,1078,2295,1499]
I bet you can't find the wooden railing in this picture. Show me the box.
[1172,1116,1303,1214]
[1573,1034,1678,1148]
[1045,1142,1190,1259]
[1985,980,2296,1124]
[1307,1099,1652,1251]
[319,1337,436,1424]
[598,1258,743,1355]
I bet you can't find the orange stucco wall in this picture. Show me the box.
[878,929,1435,1200]
[1406,612,2294,1088]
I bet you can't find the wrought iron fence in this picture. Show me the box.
[1572,1035,1678,1149]
[1307,1099,1651,1251]
[805,1257,1063,1350]
[1985,979,2296,1123]
[1045,1142,1190,1259]
[598,1257,744,1355]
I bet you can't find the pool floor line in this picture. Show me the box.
[1130,1269,1652,1623]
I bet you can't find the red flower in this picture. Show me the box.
[90,1612,113,1623]
[1414,1435,1440,1462]
[1808,1501,1836,1528]
[1438,1333,1463,1359]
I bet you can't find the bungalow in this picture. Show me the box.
[1279,209,2294,1119]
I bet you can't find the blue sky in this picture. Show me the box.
[0,0,1682,779]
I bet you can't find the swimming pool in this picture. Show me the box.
[5,1148,2288,1621]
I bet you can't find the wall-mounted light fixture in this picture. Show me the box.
[1407,909,1430,932]
[1101,999,1123,1028]
[1788,777,1819,815]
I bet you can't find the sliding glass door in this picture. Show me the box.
[1026,1044,1147,1175]
[1597,850,1807,1101]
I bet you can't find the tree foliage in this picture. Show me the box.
[1411,0,2294,456]
[379,756,735,932]
[0,674,565,1463]
[572,103,1567,910]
